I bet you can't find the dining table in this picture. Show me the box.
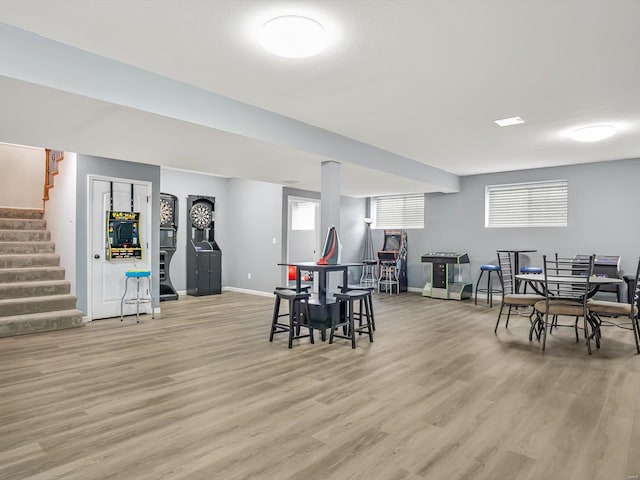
[515,273,623,298]
[278,262,363,340]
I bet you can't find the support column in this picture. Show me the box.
[320,161,341,243]
[320,161,341,291]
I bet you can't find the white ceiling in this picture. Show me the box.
[1,0,639,196]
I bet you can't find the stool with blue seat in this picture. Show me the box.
[121,270,154,323]
[475,264,502,307]
[519,266,542,293]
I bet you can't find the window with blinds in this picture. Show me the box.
[372,193,424,229]
[485,180,568,228]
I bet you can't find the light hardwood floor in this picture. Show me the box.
[1,291,639,480]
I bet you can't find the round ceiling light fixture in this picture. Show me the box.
[261,15,327,58]
[569,124,617,142]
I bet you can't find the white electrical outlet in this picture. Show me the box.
[247,273,251,279]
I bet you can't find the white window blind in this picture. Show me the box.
[373,193,424,229]
[485,180,568,228]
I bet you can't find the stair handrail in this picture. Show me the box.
[43,148,64,201]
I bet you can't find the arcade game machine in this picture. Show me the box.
[420,252,472,300]
[377,229,408,292]
[574,254,623,302]
[186,195,222,296]
[159,193,178,301]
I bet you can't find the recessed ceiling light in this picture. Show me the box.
[569,124,616,142]
[494,116,526,127]
[261,15,327,58]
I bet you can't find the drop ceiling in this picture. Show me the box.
[0,0,639,197]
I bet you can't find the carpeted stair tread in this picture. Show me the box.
[0,309,83,337]
[0,254,60,268]
[0,218,46,230]
[0,266,65,283]
[0,242,55,254]
[0,230,51,242]
[0,294,78,317]
[0,280,71,300]
[0,207,43,219]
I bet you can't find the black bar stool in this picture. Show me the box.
[331,290,374,348]
[270,289,314,348]
[474,264,502,307]
[338,284,376,332]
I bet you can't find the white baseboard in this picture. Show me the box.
[82,315,91,323]
[222,286,274,298]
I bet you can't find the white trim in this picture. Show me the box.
[82,315,91,323]
[223,286,274,298]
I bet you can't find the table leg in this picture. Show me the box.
[318,270,327,302]
[295,268,302,292]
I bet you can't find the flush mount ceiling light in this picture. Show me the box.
[261,15,327,58]
[569,124,617,142]
[494,116,526,127]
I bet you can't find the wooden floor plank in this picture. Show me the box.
[1,291,640,479]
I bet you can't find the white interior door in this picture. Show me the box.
[90,177,152,320]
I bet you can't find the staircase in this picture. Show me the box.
[0,207,83,337]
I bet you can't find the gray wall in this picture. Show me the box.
[160,168,229,292]
[372,158,640,292]
[226,178,283,293]
[340,195,368,285]
[76,154,161,314]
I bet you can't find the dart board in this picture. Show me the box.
[159,193,178,228]
[160,199,173,225]
[190,202,213,229]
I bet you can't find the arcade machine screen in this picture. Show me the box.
[384,234,400,252]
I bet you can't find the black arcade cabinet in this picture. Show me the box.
[159,193,178,301]
[186,195,222,296]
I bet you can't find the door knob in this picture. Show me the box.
[94,254,100,259]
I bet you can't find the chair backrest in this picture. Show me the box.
[496,251,514,295]
[542,254,594,302]
[632,256,640,313]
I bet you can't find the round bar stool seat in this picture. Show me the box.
[520,266,542,274]
[331,290,374,348]
[520,266,542,293]
[270,289,314,348]
[475,264,502,307]
[121,270,154,323]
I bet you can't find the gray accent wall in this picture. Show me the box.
[160,168,229,292]
[75,154,161,315]
[372,158,640,293]
[226,178,283,293]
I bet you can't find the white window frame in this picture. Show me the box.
[485,180,568,228]
[371,193,425,229]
